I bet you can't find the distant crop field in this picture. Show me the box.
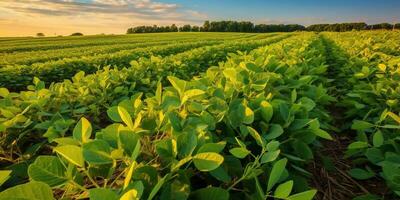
[0,31,400,200]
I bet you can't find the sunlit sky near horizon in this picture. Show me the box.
[0,0,399,36]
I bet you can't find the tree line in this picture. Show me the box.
[127,21,400,34]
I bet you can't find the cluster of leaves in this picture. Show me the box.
[0,34,290,179]
[324,32,400,196]
[0,33,333,199]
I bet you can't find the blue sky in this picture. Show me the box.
[0,0,399,36]
[161,0,400,24]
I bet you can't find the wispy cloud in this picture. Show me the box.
[0,0,208,36]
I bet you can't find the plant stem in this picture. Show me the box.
[85,171,100,188]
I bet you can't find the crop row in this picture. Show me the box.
[0,33,333,200]
[0,33,266,67]
[323,32,400,197]
[331,31,400,56]
[0,33,257,54]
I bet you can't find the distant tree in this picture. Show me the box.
[179,24,192,32]
[202,21,210,32]
[170,24,178,32]
[306,23,366,32]
[36,33,45,37]
[71,32,84,36]
[191,26,200,32]
[238,21,254,32]
[126,21,396,34]
[368,23,393,30]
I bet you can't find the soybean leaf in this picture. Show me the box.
[0,88,9,98]
[197,142,226,154]
[387,112,400,124]
[83,140,113,165]
[266,141,280,151]
[147,174,169,200]
[182,89,205,104]
[349,168,375,180]
[351,120,375,131]
[0,181,54,200]
[229,147,250,159]
[265,124,283,140]
[89,188,118,200]
[261,150,280,164]
[311,128,333,140]
[260,101,273,122]
[124,162,136,189]
[267,158,287,191]
[118,106,134,130]
[107,107,122,122]
[274,180,293,199]
[54,145,84,167]
[287,189,317,200]
[73,117,92,144]
[248,127,265,147]
[365,148,384,164]
[120,189,139,200]
[28,156,68,187]
[119,130,140,158]
[193,153,224,172]
[243,106,255,124]
[372,130,384,147]
[348,141,368,149]
[190,187,229,200]
[168,76,186,97]
[0,170,11,186]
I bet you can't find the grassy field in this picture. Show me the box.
[0,31,400,200]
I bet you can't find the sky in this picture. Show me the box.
[0,0,399,36]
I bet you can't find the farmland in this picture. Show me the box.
[0,31,399,200]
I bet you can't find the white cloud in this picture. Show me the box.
[0,0,208,36]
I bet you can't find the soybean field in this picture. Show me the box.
[0,31,400,200]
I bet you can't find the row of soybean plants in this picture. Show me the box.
[0,33,255,53]
[323,32,400,197]
[0,32,255,48]
[331,31,400,56]
[0,32,333,200]
[0,34,276,91]
[0,33,291,177]
[0,37,213,67]
[0,33,262,67]
[356,31,400,56]
[0,40,220,90]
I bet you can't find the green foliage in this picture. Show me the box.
[0,32,338,199]
[324,31,400,196]
[0,181,54,200]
